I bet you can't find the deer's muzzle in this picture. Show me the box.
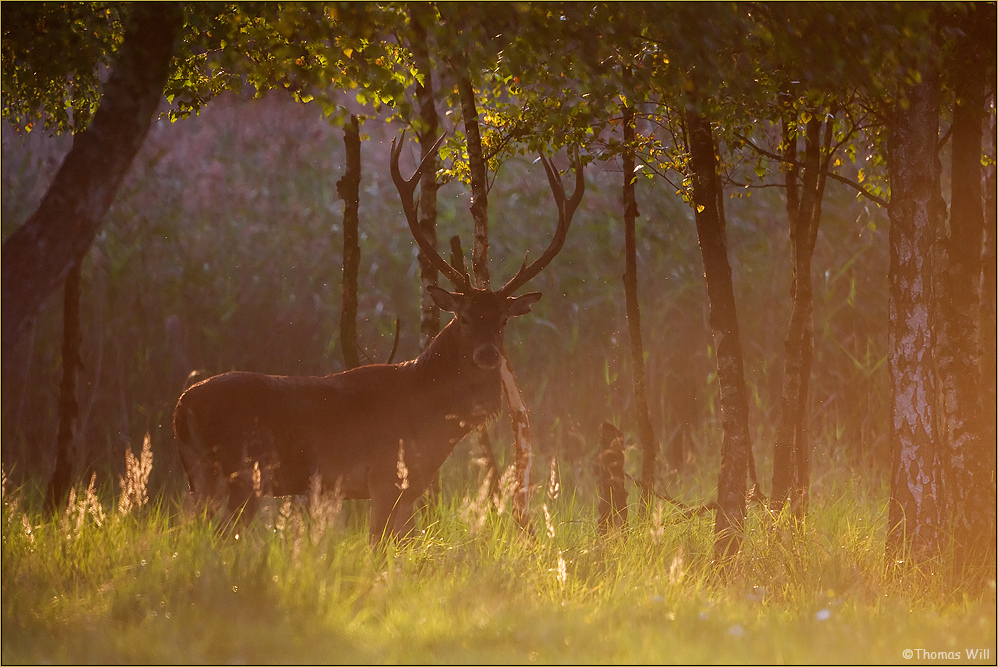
[473,345,502,369]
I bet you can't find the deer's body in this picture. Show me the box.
[175,290,533,542]
[174,133,583,544]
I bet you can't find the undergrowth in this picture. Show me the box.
[2,456,994,665]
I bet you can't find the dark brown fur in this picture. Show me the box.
[174,288,539,543]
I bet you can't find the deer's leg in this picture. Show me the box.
[183,465,227,521]
[226,474,259,526]
[392,495,418,542]
[179,457,209,516]
[369,492,419,546]
[177,409,219,518]
[368,491,396,547]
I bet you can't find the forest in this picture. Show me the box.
[1,2,996,663]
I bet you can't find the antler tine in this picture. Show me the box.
[390,130,470,290]
[497,149,585,297]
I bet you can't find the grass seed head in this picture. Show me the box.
[650,501,665,545]
[459,475,493,533]
[668,546,686,585]
[252,461,262,498]
[495,465,517,516]
[308,473,344,545]
[546,456,560,501]
[64,473,106,537]
[118,433,153,515]
[556,550,568,590]
[396,440,409,492]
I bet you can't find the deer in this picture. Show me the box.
[173,133,584,544]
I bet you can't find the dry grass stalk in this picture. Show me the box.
[494,464,518,517]
[460,463,522,534]
[546,456,560,501]
[556,550,568,590]
[252,461,262,497]
[275,497,306,563]
[650,501,665,545]
[118,432,153,515]
[543,503,556,539]
[20,514,34,543]
[63,473,106,536]
[459,474,494,533]
[276,498,293,535]
[668,546,686,585]
[308,472,344,545]
[1,467,19,523]
[290,507,305,563]
[396,440,409,492]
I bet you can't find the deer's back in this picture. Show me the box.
[174,368,415,495]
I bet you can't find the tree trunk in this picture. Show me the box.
[456,71,533,530]
[886,66,943,560]
[597,422,627,534]
[457,75,491,289]
[771,112,830,517]
[409,5,442,350]
[981,118,997,491]
[936,32,994,568]
[1,3,182,361]
[501,356,535,534]
[684,108,753,562]
[449,235,502,500]
[337,115,361,370]
[621,94,657,500]
[45,262,83,511]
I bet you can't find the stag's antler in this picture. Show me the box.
[390,130,472,291]
[496,149,585,297]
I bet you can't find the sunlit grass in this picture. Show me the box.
[3,461,994,664]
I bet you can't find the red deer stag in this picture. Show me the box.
[173,134,584,544]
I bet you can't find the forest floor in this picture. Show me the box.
[2,462,995,665]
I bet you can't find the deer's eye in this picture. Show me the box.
[459,314,470,325]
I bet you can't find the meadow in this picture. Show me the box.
[2,440,995,665]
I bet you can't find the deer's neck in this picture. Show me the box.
[409,319,502,420]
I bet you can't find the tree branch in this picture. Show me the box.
[735,133,890,208]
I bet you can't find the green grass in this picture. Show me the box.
[2,467,995,665]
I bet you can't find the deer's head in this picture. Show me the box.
[427,286,541,369]
[390,131,585,369]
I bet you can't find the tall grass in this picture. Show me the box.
[2,444,995,664]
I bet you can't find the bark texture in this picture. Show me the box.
[886,68,943,559]
[1,3,182,359]
[982,120,997,480]
[935,29,994,567]
[685,108,753,562]
[409,7,442,350]
[770,113,831,517]
[456,67,531,529]
[621,96,657,499]
[449,235,501,501]
[457,76,491,289]
[45,262,83,511]
[337,115,361,370]
[597,422,627,534]
[501,356,534,534]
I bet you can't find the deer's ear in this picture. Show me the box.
[428,285,462,313]
[506,292,542,317]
